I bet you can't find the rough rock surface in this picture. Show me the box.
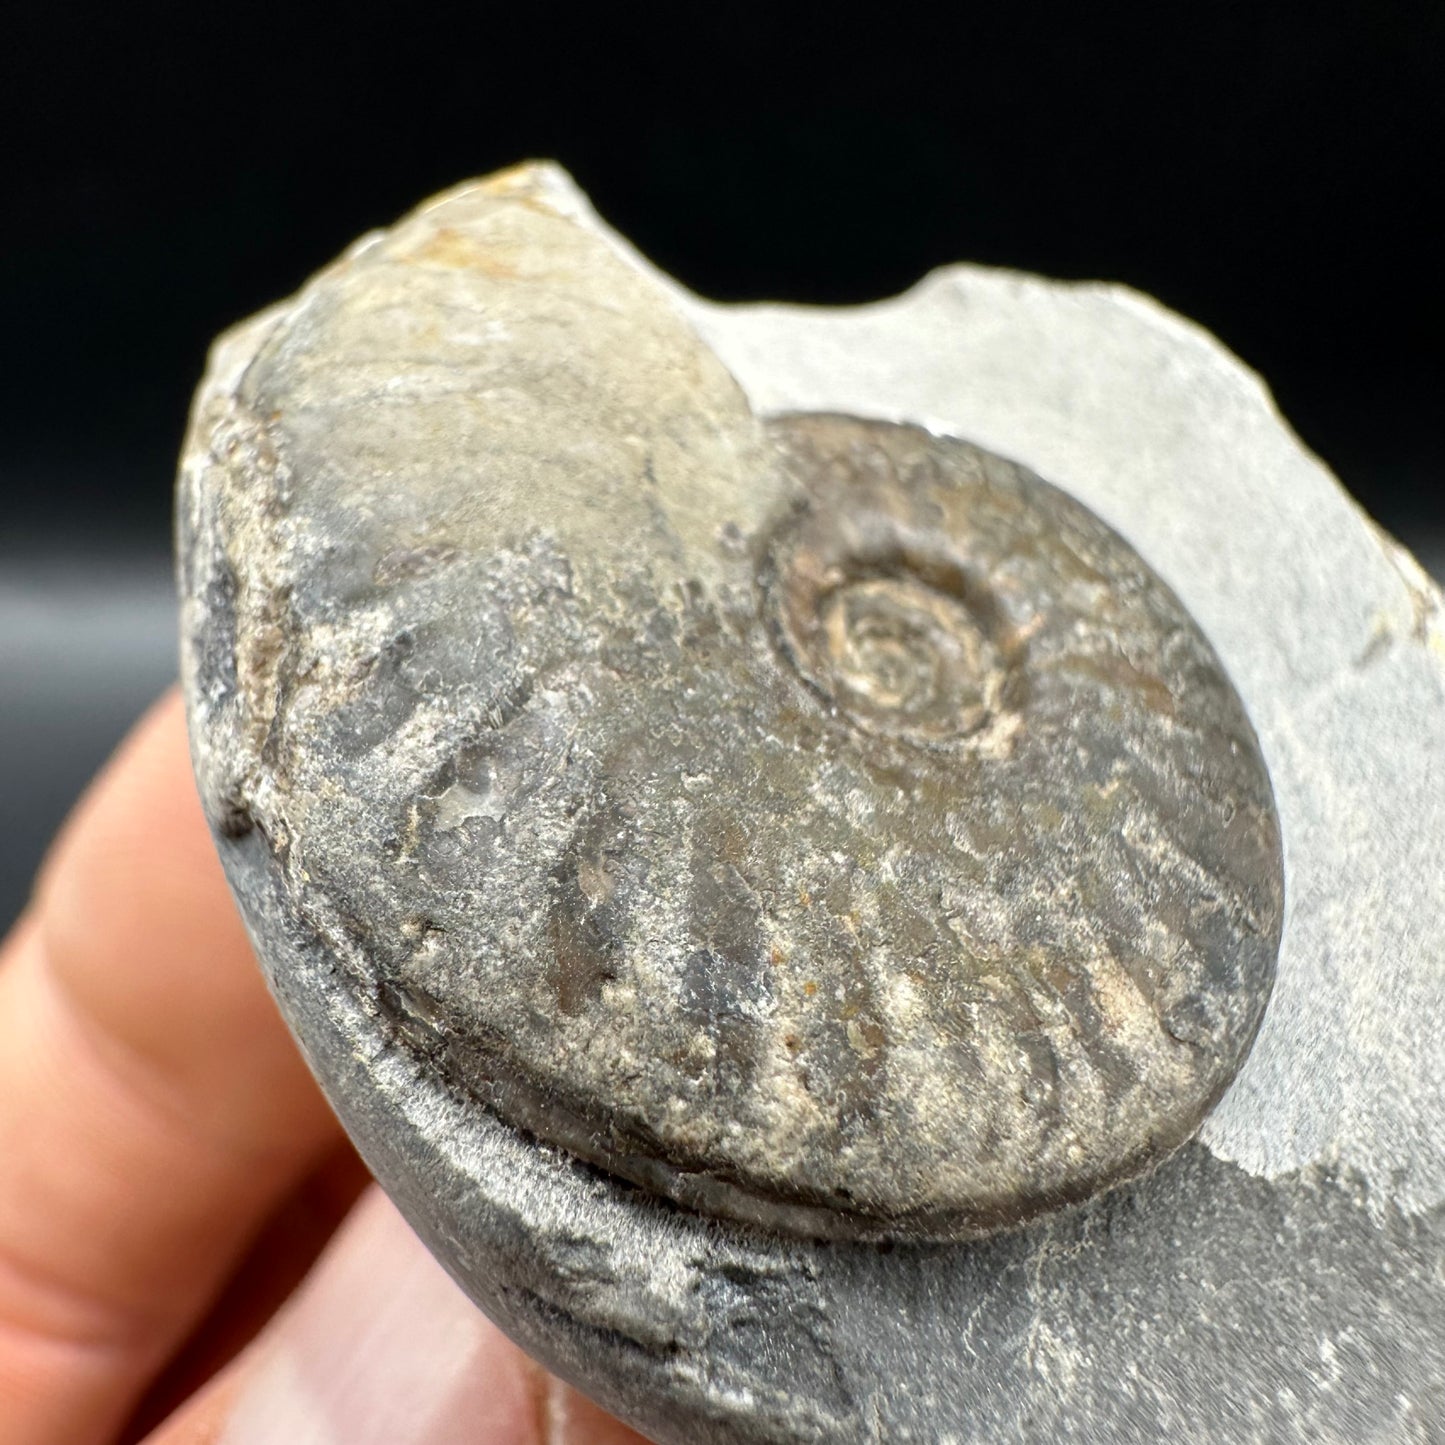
[180,164,1445,1442]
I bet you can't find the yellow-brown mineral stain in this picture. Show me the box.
[406,225,521,279]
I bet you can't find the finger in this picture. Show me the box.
[0,690,345,1444]
[122,1143,370,1443]
[144,1187,651,1445]
[532,1377,660,1445]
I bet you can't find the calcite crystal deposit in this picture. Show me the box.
[180,164,1445,1442]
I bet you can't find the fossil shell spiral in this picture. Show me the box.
[180,164,1284,1243]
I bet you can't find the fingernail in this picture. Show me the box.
[219,1185,541,1445]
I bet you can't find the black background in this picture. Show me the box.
[3,1,1442,543]
[1,2,1442,921]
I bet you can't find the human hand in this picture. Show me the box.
[0,691,649,1444]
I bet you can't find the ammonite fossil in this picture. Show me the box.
[172,165,1445,1445]
[181,165,1281,1246]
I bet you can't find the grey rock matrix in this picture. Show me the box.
[179,164,1445,1442]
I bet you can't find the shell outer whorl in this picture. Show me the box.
[179,172,1283,1243]
[192,418,1284,1242]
